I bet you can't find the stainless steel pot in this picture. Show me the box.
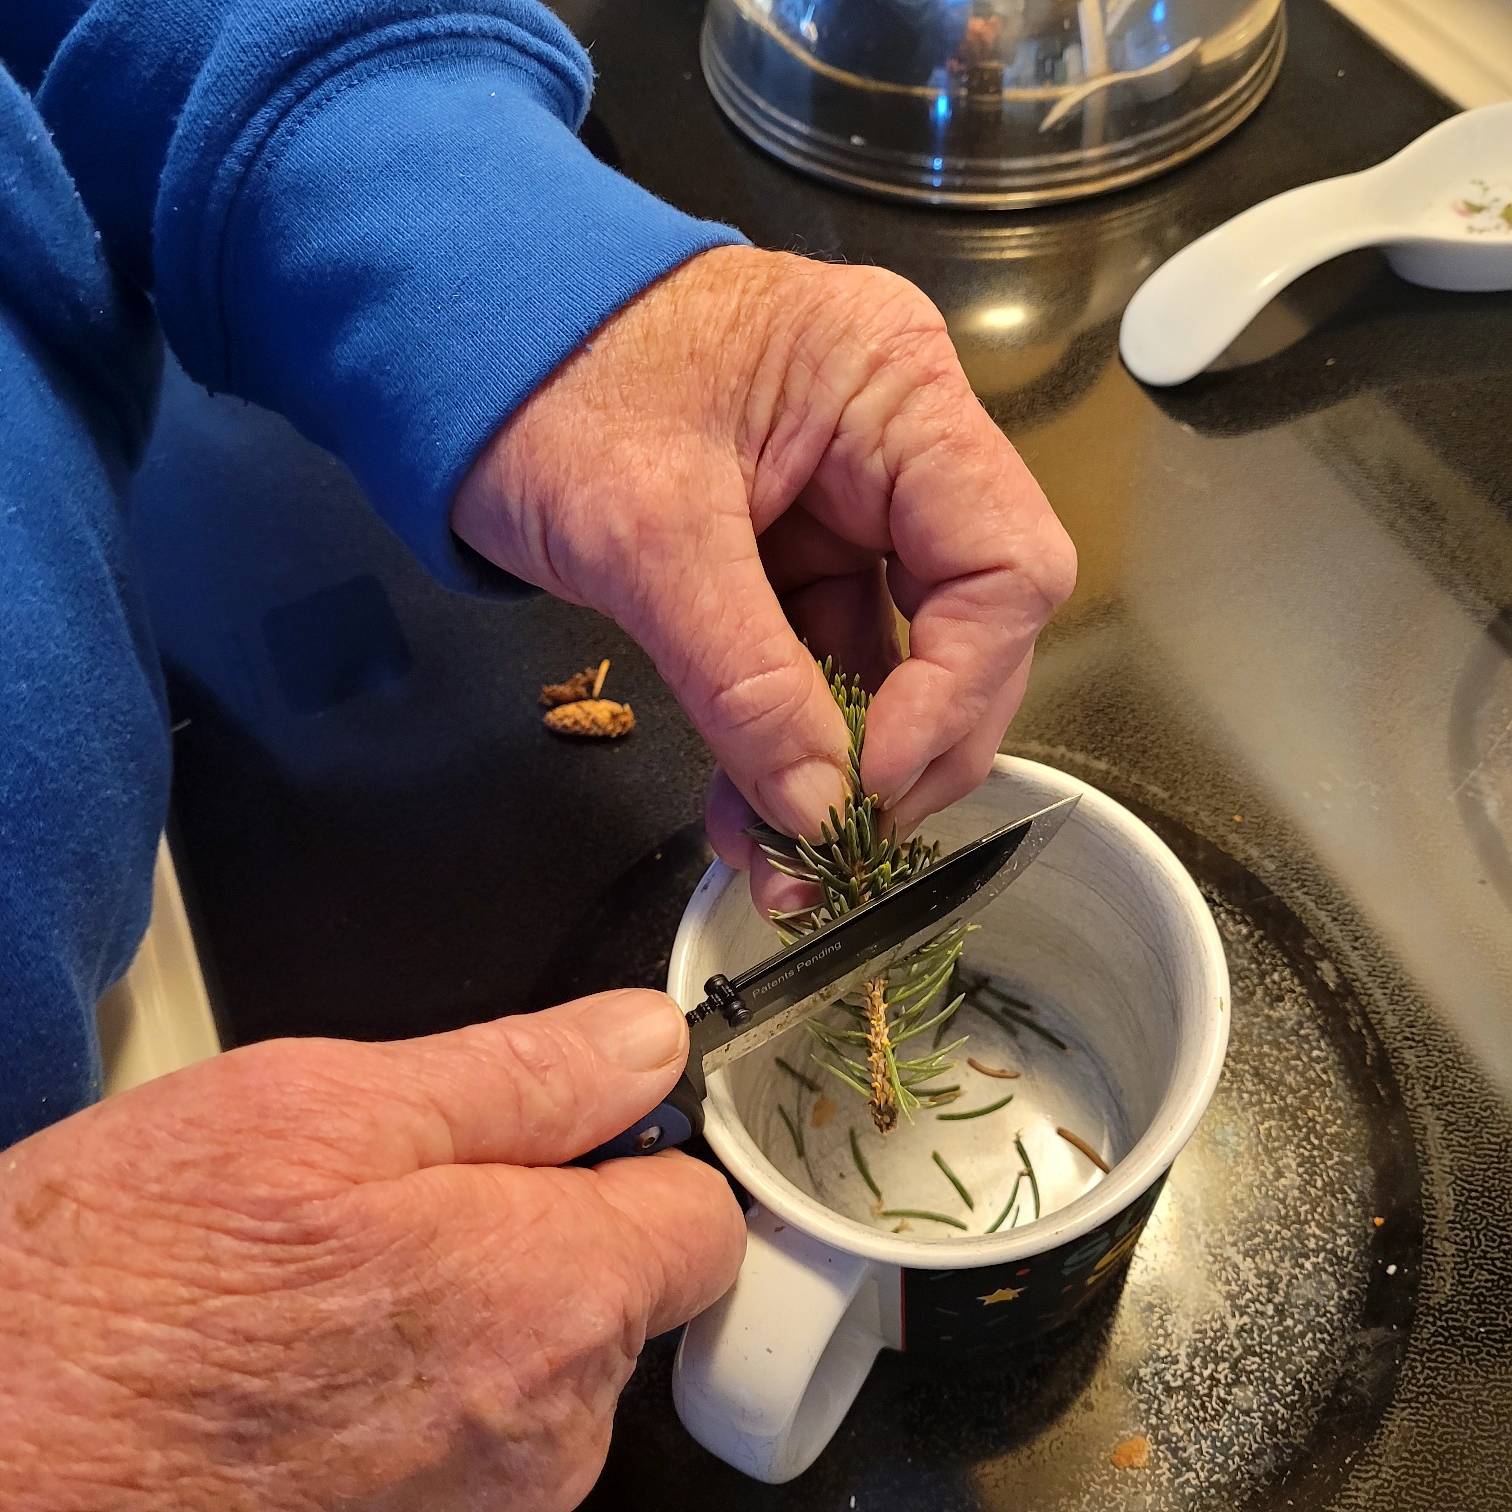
[702,0,1287,207]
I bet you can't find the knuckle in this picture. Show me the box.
[704,646,813,739]
[808,264,955,374]
[186,1041,378,1188]
[193,1039,347,1130]
[493,1017,591,1123]
[535,1236,649,1372]
[852,265,947,331]
[868,278,954,365]
[947,685,992,743]
[1048,527,1079,605]
[1027,516,1079,612]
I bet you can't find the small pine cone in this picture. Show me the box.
[539,659,610,707]
[543,699,635,739]
[540,669,595,706]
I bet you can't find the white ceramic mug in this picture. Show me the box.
[668,757,1229,1483]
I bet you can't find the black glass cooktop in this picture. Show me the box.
[130,1,1512,1507]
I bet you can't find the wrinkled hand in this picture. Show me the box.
[454,247,1075,912]
[0,992,743,1512]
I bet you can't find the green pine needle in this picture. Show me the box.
[985,1199,1019,1234]
[879,1208,969,1231]
[936,1092,1015,1122]
[850,1128,882,1200]
[1015,1133,1042,1221]
[931,1150,975,1210]
[775,1057,819,1093]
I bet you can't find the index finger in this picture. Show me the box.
[858,390,1076,809]
[591,1151,747,1338]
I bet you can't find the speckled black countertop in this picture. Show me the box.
[130,1,1512,1507]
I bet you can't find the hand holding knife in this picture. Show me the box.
[580,795,1079,1165]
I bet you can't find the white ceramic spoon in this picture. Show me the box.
[1120,102,1512,386]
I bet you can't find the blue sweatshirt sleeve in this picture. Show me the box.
[0,2,742,1144]
[23,0,744,587]
[0,63,169,1146]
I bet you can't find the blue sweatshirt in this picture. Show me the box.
[0,1,739,1146]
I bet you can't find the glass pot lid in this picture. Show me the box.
[702,0,1287,208]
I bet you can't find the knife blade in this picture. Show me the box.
[576,793,1078,1164]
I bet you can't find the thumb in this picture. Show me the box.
[629,507,851,839]
[371,989,690,1168]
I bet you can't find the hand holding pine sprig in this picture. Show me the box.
[753,661,973,1133]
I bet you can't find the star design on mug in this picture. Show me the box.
[977,1284,1025,1306]
[1085,1225,1146,1286]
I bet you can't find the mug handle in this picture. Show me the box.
[672,1204,887,1483]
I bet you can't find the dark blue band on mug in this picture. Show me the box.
[898,1171,1168,1353]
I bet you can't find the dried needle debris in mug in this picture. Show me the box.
[967,1056,1019,1080]
[1057,1124,1110,1173]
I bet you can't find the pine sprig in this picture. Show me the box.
[755,658,972,1132]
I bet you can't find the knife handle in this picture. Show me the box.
[574,1070,705,1165]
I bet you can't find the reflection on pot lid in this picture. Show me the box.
[702,0,1287,207]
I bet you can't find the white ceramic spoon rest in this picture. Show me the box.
[1120,102,1512,387]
